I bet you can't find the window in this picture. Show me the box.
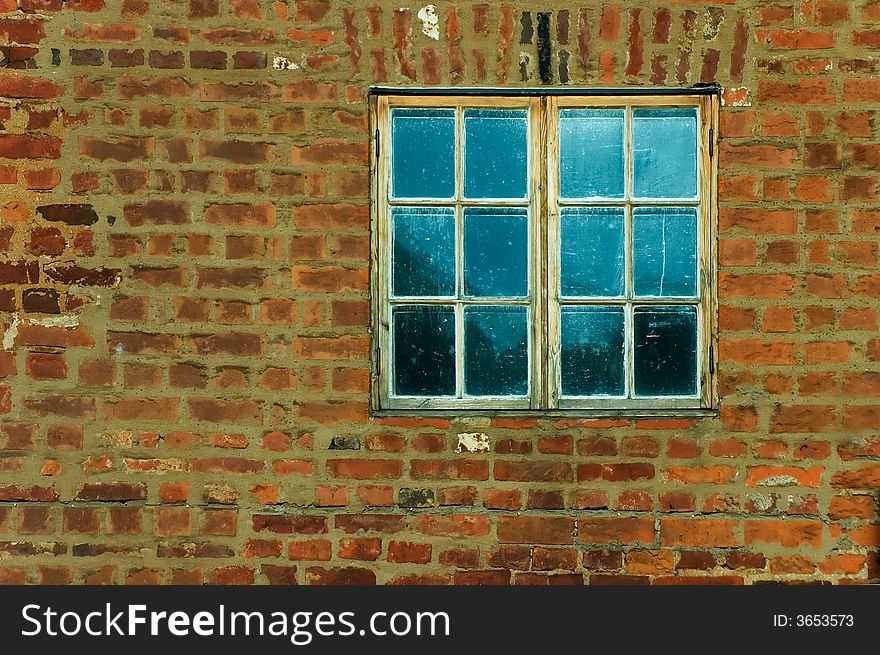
[370,89,719,415]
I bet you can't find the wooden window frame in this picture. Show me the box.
[369,89,719,418]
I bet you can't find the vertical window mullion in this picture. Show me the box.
[545,96,560,409]
[534,95,548,410]
[455,105,464,398]
[624,105,634,399]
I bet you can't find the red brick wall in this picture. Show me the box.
[0,0,877,585]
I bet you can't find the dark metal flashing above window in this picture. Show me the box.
[369,84,722,97]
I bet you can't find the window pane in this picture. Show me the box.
[560,306,625,396]
[633,306,697,396]
[464,207,528,297]
[464,109,528,199]
[633,107,698,199]
[392,108,455,199]
[464,306,528,396]
[633,207,697,297]
[393,305,455,396]
[559,109,624,199]
[561,207,625,297]
[392,207,455,297]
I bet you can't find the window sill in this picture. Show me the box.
[370,407,719,420]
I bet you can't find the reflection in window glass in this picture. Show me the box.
[392,108,455,199]
[633,207,697,297]
[464,109,528,199]
[464,207,528,297]
[464,306,528,396]
[559,109,624,199]
[393,305,455,396]
[633,107,698,199]
[561,207,625,297]
[392,207,455,297]
[560,306,625,396]
[633,306,697,396]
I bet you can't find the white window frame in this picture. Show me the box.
[369,89,719,416]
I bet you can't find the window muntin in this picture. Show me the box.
[373,93,717,413]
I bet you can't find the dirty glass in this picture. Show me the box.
[633,207,697,297]
[633,306,697,396]
[464,109,528,199]
[392,206,455,297]
[633,107,698,199]
[393,305,455,396]
[464,207,528,297]
[559,109,625,199]
[391,108,455,199]
[464,306,528,396]
[560,207,625,297]
[560,306,625,396]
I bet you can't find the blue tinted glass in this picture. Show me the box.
[560,306,625,396]
[392,108,455,199]
[393,305,455,396]
[633,107,698,199]
[633,306,697,397]
[392,207,455,297]
[464,109,528,199]
[464,207,528,297]
[464,306,528,396]
[561,207,625,297]
[633,207,697,297]
[559,109,624,199]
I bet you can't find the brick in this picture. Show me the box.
[416,514,489,537]
[498,516,573,544]
[293,203,368,229]
[199,139,272,164]
[756,29,835,49]
[327,459,402,479]
[744,520,822,548]
[579,518,655,545]
[771,405,836,433]
[719,143,799,169]
[665,466,737,485]
[660,519,739,547]
[494,461,572,482]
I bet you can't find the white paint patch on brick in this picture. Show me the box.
[456,432,489,453]
[417,5,440,40]
[101,429,133,447]
[273,54,299,70]
[124,457,182,472]
[747,494,773,512]
[34,314,80,328]
[2,314,80,350]
[2,315,19,350]
[759,475,799,487]
[722,87,751,107]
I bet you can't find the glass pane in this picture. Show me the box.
[464,207,528,297]
[393,305,455,396]
[559,109,624,199]
[633,207,697,297]
[633,107,698,199]
[464,109,528,199]
[561,207,625,297]
[560,306,625,396]
[464,306,528,396]
[392,207,455,297]
[392,108,455,199]
[633,306,697,397]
